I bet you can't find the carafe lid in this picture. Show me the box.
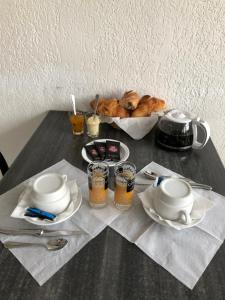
[165,109,192,124]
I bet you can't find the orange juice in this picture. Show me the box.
[114,162,136,210]
[90,185,108,204]
[69,112,84,135]
[88,162,109,208]
[114,182,134,205]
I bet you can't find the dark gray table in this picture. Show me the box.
[0,111,225,300]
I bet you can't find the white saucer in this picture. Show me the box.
[11,180,82,226]
[81,138,130,167]
[139,187,208,230]
[25,188,82,226]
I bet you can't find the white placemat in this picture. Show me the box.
[0,160,122,286]
[110,161,225,289]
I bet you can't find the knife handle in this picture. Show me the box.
[26,208,56,221]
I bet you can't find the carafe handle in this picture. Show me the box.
[192,117,210,150]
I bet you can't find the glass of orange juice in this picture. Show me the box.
[69,111,85,135]
[88,162,109,208]
[114,162,136,210]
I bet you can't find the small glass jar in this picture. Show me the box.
[69,111,85,135]
[86,113,101,138]
[114,161,136,210]
[87,162,109,208]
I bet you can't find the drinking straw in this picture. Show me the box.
[71,94,76,115]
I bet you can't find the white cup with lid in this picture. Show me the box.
[31,173,70,214]
[153,178,194,224]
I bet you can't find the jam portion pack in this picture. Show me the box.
[106,140,120,161]
[85,145,101,161]
[86,140,120,162]
[94,142,106,160]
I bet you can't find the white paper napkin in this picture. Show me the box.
[0,160,122,286]
[110,161,225,289]
[101,115,158,139]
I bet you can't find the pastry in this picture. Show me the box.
[90,98,129,118]
[147,97,166,112]
[90,98,105,112]
[131,97,166,117]
[100,99,118,116]
[131,104,149,117]
[116,104,130,118]
[119,90,140,110]
[90,92,166,118]
[139,95,151,104]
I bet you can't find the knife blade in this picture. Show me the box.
[0,228,85,237]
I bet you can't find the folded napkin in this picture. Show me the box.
[110,161,225,289]
[0,160,122,286]
[101,114,158,139]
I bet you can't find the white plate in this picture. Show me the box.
[81,139,130,167]
[140,187,206,230]
[24,184,82,226]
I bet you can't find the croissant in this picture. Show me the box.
[119,90,140,110]
[116,104,130,118]
[90,98,129,118]
[90,98,105,112]
[139,95,151,104]
[101,99,120,116]
[131,96,166,117]
[90,93,166,118]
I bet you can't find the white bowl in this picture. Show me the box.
[81,139,130,167]
[154,178,194,224]
[31,173,71,214]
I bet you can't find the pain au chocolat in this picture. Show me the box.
[119,90,141,110]
[131,96,166,117]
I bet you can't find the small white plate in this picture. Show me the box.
[140,187,206,230]
[81,139,130,167]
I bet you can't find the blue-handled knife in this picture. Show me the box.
[25,207,56,221]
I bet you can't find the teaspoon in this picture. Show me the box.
[144,171,212,190]
[3,238,68,251]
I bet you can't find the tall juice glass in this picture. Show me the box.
[88,162,109,208]
[114,162,136,210]
[69,111,85,135]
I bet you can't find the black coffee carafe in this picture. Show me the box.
[155,109,210,151]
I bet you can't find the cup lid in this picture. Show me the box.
[161,178,191,198]
[165,109,192,124]
[159,178,193,207]
[33,173,64,195]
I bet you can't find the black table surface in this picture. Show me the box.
[0,111,225,300]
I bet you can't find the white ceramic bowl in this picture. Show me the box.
[153,178,194,224]
[31,173,70,214]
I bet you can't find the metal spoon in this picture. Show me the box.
[144,171,212,190]
[3,238,68,251]
[94,94,100,116]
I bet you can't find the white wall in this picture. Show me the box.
[0,0,225,165]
